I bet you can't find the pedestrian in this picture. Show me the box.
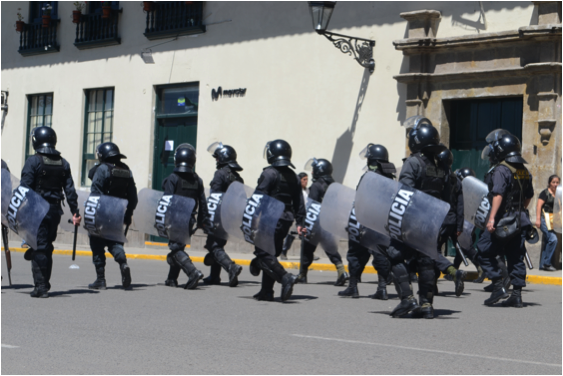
[202,142,244,286]
[161,144,206,289]
[296,158,349,286]
[477,130,533,307]
[338,144,395,299]
[298,172,309,202]
[535,174,560,271]
[250,139,305,301]
[20,126,81,298]
[87,142,137,290]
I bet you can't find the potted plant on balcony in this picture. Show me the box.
[73,1,86,23]
[142,1,154,12]
[42,3,52,28]
[15,8,25,32]
[102,1,112,19]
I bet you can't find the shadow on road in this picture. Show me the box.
[369,309,461,319]
[1,284,34,290]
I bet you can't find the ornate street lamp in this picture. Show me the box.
[308,1,375,73]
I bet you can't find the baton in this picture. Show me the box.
[454,241,469,267]
[2,225,12,286]
[68,210,80,269]
[124,224,130,237]
[524,251,533,269]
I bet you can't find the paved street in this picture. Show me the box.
[2,252,561,375]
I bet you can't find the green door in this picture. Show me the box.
[151,84,199,242]
[447,97,523,255]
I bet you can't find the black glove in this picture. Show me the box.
[124,212,132,226]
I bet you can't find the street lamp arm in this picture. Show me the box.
[319,30,375,73]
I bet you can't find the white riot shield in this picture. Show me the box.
[355,172,450,259]
[458,220,475,250]
[220,182,284,255]
[462,176,491,230]
[83,194,128,243]
[553,186,562,233]
[59,190,89,235]
[206,192,229,240]
[301,198,341,258]
[1,169,49,249]
[319,183,391,249]
[134,188,195,244]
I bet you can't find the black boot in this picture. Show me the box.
[498,256,511,291]
[89,267,107,290]
[502,287,523,308]
[338,276,359,298]
[203,262,222,285]
[484,278,509,305]
[295,272,308,284]
[484,282,494,292]
[185,270,204,290]
[372,288,388,300]
[30,266,49,298]
[390,296,418,317]
[120,263,132,289]
[253,290,274,301]
[280,273,297,301]
[454,270,466,297]
[228,263,243,287]
[164,279,178,287]
[412,294,434,319]
[473,265,486,283]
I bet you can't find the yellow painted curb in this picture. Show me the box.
[4,247,561,286]
[145,241,190,248]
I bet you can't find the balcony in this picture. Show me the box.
[74,10,122,50]
[18,19,61,57]
[144,2,206,41]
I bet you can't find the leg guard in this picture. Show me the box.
[390,262,413,300]
[89,267,107,290]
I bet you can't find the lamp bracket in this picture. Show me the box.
[320,31,375,73]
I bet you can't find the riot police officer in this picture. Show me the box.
[295,158,349,286]
[433,149,466,296]
[251,139,305,301]
[162,144,207,289]
[202,142,244,287]
[87,142,137,290]
[478,131,533,307]
[338,144,394,299]
[20,127,81,298]
[387,118,448,318]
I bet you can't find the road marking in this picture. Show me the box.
[2,344,19,348]
[292,334,562,368]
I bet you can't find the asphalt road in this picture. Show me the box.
[2,252,561,375]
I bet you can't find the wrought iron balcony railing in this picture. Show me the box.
[18,20,61,57]
[144,2,206,41]
[74,10,122,50]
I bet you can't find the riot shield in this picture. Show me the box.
[301,198,341,258]
[458,220,475,250]
[319,183,391,249]
[462,176,490,230]
[205,191,229,240]
[83,194,128,243]
[134,188,195,244]
[220,181,284,255]
[1,170,49,250]
[59,190,89,235]
[355,171,450,259]
[553,186,562,233]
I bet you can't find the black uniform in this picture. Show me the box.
[162,170,208,284]
[253,166,305,296]
[299,176,344,272]
[386,152,447,311]
[21,153,79,292]
[88,162,137,271]
[477,162,533,289]
[204,165,244,283]
[345,165,392,294]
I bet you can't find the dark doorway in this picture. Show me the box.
[447,97,523,180]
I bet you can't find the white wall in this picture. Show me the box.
[1,1,535,190]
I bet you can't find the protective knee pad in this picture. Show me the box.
[203,252,215,266]
[258,258,282,283]
[212,248,233,270]
[385,245,404,263]
[172,251,191,267]
[391,263,412,299]
[166,253,175,266]
[249,258,261,276]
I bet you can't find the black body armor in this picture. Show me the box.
[34,155,65,194]
[269,167,298,213]
[105,162,132,199]
[413,153,446,199]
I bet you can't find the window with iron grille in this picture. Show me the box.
[18,1,60,56]
[25,93,53,159]
[144,1,205,41]
[82,88,114,186]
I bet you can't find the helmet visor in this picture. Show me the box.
[481,144,493,161]
[304,157,318,170]
[207,141,223,155]
[176,143,195,154]
[358,144,372,160]
[262,141,271,160]
[485,129,511,143]
[402,116,432,137]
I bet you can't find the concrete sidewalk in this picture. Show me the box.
[5,240,561,286]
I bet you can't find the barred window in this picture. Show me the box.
[26,93,53,159]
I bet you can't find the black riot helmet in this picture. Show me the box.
[174,143,197,173]
[304,158,333,180]
[359,143,389,164]
[407,124,445,154]
[263,139,295,168]
[493,134,527,164]
[436,148,453,168]
[454,167,476,181]
[31,126,60,155]
[206,141,242,171]
[96,142,127,162]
